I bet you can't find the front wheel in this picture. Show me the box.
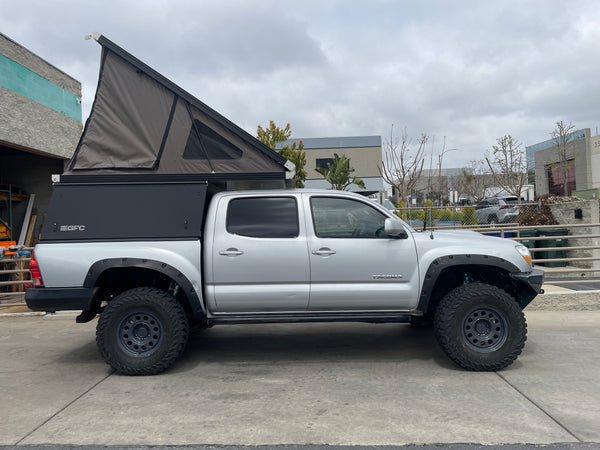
[434,283,526,371]
[96,287,189,375]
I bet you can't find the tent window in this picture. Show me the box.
[183,119,243,160]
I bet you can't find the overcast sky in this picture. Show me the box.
[2,0,600,167]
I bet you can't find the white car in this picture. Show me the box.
[475,196,520,224]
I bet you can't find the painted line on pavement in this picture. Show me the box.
[14,370,115,446]
[495,371,583,443]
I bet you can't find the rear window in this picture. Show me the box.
[226,197,299,238]
[504,197,519,205]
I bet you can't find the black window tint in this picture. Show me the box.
[227,197,298,238]
[310,197,387,239]
[183,119,243,160]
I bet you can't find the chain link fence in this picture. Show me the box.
[395,203,600,279]
[394,202,542,229]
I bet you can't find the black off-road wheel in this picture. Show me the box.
[434,283,526,371]
[96,287,189,376]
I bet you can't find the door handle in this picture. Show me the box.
[312,247,336,256]
[219,248,244,257]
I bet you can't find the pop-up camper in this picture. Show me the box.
[63,33,294,187]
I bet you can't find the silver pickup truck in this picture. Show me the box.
[26,184,543,375]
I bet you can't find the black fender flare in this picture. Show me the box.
[83,258,204,320]
[417,254,526,313]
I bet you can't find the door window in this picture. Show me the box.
[227,197,298,238]
[310,197,388,238]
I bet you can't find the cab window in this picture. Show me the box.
[310,197,388,238]
[227,197,298,238]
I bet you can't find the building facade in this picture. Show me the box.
[527,128,600,198]
[0,33,82,244]
[279,136,383,195]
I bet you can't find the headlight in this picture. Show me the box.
[515,244,531,265]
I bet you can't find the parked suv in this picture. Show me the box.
[475,196,519,224]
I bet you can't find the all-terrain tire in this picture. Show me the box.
[434,283,526,371]
[96,287,189,375]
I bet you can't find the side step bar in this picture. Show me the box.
[207,312,417,326]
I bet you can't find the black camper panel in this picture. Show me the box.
[41,182,208,241]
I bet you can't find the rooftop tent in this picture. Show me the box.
[63,33,294,183]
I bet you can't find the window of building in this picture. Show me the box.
[316,158,334,170]
[546,160,576,196]
[183,119,243,160]
[226,197,298,238]
[310,197,387,238]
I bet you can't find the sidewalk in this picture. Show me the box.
[1,312,599,446]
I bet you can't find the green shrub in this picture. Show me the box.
[461,207,477,225]
[439,210,453,222]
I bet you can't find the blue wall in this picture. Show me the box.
[0,53,81,122]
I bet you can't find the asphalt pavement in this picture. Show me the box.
[1,304,599,448]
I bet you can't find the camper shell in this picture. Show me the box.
[41,33,294,243]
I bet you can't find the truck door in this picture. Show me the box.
[209,195,310,313]
[305,195,419,311]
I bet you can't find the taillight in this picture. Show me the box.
[500,205,509,209]
[29,252,44,287]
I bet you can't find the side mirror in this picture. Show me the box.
[384,218,408,239]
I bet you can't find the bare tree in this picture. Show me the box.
[550,120,577,196]
[434,137,456,205]
[379,125,428,204]
[453,159,489,203]
[485,135,528,201]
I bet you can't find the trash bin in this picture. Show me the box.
[536,228,568,267]
[485,230,513,238]
[519,229,537,250]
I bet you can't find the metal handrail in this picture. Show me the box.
[0,249,33,304]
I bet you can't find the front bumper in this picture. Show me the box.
[25,287,99,312]
[511,268,544,309]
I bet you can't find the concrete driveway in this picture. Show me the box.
[1,310,599,447]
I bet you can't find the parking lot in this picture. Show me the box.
[1,308,599,447]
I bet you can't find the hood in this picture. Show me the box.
[411,229,532,273]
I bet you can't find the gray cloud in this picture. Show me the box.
[2,0,600,167]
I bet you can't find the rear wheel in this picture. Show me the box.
[434,283,526,371]
[96,287,189,375]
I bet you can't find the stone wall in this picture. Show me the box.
[0,34,80,94]
[549,200,600,269]
[0,33,82,158]
[0,87,82,158]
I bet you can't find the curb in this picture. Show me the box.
[528,290,600,311]
[0,311,45,318]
